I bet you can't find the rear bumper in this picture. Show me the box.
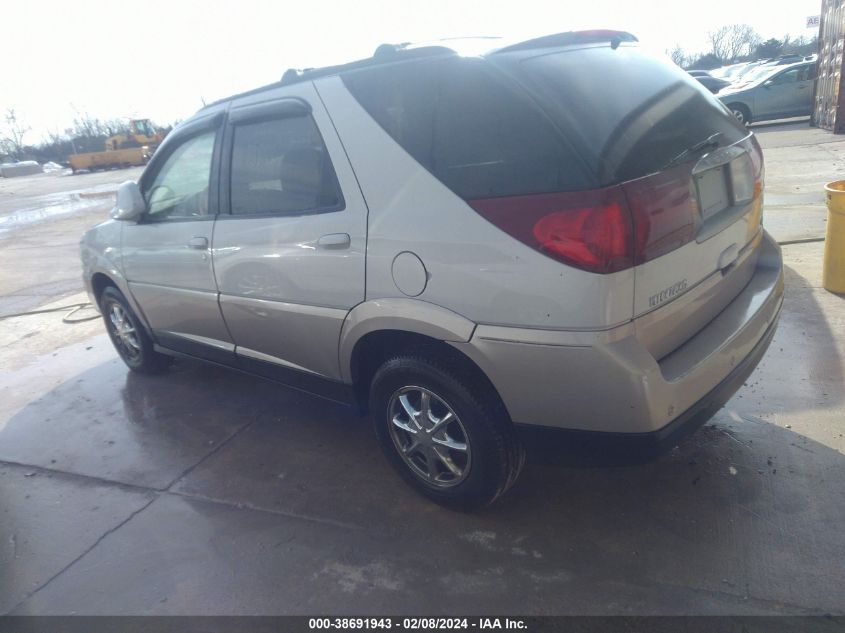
[515,308,779,462]
[450,230,783,440]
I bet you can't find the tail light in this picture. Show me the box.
[748,135,765,200]
[469,137,763,274]
[622,164,698,265]
[468,188,633,274]
[468,171,698,274]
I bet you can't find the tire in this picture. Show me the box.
[728,103,751,126]
[369,353,524,509]
[99,286,171,374]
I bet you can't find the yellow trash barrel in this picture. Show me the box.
[823,181,845,293]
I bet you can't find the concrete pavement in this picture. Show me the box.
[0,168,142,317]
[754,119,842,243]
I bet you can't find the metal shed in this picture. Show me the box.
[813,0,845,132]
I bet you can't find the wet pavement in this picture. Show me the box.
[1,124,844,615]
[0,168,142,317]
[0,242,843,615]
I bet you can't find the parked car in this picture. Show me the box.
[81,30,783,508]
[719,61,817,124]
[710,62,749,80]
[689,71,731,94]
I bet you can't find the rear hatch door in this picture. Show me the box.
[493,44,763,352]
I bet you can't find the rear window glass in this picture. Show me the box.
[342,57,594,198]
[500,45,749,184]
[230,115,341,216]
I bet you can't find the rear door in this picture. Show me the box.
[756,66,806,119]
[122,112,234,362]
[211,83,367,387]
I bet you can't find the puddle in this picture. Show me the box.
[0,191,113,233]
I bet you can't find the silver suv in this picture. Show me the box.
[81,32,784,508]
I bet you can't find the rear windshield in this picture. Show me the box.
[495,45,749,184]
[341,56,595,198]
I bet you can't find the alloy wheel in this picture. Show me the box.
[107,302,141,360]
[387,386,472,487]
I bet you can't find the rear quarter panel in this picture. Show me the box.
[315,76,634,330]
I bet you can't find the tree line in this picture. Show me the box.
[668,24,818,70]
[0,109,173,165]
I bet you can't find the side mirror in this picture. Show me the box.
[111,181,146,221]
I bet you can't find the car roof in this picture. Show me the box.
[741,60,813,85]
[201,30,639,110]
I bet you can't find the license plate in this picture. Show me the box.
[695,165,730,220]
[695,154,754,222]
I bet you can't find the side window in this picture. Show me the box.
[432,62,580,198]
[771,68,801,85]
[229,115,342,216]
[342,57,592,199]
[800,65,817,81]
[144,131,215,220]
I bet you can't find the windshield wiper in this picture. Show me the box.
[661,132,722,170]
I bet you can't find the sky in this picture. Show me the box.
[1,0,822,143]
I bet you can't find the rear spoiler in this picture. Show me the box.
[493,30,638,54]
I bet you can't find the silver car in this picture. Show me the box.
[719,61,817,124]
[81,31,783,508]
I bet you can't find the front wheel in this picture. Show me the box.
[728,103,752,126]
[100,286,171,374]
[370,354,524,509]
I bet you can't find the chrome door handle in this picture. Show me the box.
[187,236,209,250]
[317,233,351,249]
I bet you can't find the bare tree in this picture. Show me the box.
[1,108,31,160]
[71,111,107,139]
[709,24,761,63]
[667,45,689,68]
[782,34,818,56]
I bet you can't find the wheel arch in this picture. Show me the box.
[91,272,117,304]
[87,268,154,334]
[341,299,506,415]
[726,101,752,124]
[349,329,511,417]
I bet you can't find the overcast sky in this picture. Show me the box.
[2,0,822,142]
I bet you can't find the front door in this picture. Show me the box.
[757,65,811,120]
[211,84,367,391]
[122,113,234,362]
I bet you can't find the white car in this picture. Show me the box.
[81,31,783,508]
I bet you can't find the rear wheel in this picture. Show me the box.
[370,353,524,509]
[728,103,751,126]
[99,286,171,374]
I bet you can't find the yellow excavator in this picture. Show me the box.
[69,119,166,173]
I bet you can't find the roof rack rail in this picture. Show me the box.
[494,30,638,54]
[373,42,411,57]
[279,44,456,86]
